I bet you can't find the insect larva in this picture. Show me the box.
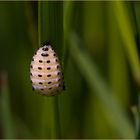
[30,42,64,96]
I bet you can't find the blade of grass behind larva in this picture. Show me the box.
[0,72,16,138]
[64,1,74,39]
[83,1,106,54]
[136,94,140,138]
[128,3,140,137]
[38,1,62,138]
[38,1,41,47]
[108,3,130,112]
[24,2,38,50]
[38,1,54,138]
[63,1,74,68]
[113,1,140,87]
[69,32,135,138]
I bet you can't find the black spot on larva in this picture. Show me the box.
[38,74,42,77]
[41,89,44,90]
[47,74,51,77]
[57,72,60,75]
[63,85,66,90]
[48,82,52,84]
[39,82,43,85]
[30,73,32,76]
[38,67,42,70]
[54,53,56,56]
[41,53,48,57]
[32,86,35,91]
[32,58,34,61]
[47,67,51,70]
[47,60,50,63]
[42,47,49,51]
[58,84,61,87]
[34,52,37,55]
[39,60,43,63]
[57,65,59,69]
[49,88,52,90]
[30,65,33,68]
[56,59,58,62]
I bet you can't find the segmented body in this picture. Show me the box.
[30,43,63,96]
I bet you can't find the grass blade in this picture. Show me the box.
[69,32,135,138]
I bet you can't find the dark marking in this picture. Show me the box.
[30,65,33,68]
[39,82,43,85]
[58,78,61,82]
[38,74,42,77]
[48,82,52,84]
[62,73,64,78]
[54,53,56,56]
[41,89,44,90]
[57,65,59,69]
[41,53,48,57]
[49,88,52,90]
[42,41,50,46]
[39,60,43,63]
[32,86,35,91]
[42,47,49,51]
[38,67,42,70]
[47,60,50,63]
[30,73,32,76]
[47,67,51,70]
[47,74,51,77]
[63,85,66,90]
[57,72,60,75]
[58,83,61,87]
[32,58,34,61]
[56,59,58,62]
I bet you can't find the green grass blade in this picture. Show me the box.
[38,1,62,138]
[0,72,16,138]
[69,32,135,138]
[108,3,130,111]
[113,1,140,84]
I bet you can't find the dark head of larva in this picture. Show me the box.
[42,46,49,51]
[42,41,50,46]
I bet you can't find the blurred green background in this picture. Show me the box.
[0,1,140,139]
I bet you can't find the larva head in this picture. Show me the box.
[30,43,64,96]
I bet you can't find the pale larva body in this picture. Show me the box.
[30,42,64,96]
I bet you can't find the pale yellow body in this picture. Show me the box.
[30,45,63,96]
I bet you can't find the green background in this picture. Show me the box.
[0,1,140,139]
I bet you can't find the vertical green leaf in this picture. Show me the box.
[38,1,63,138]
[113,1,140,83]
[69,32,135,138]
[1,72,16,138]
